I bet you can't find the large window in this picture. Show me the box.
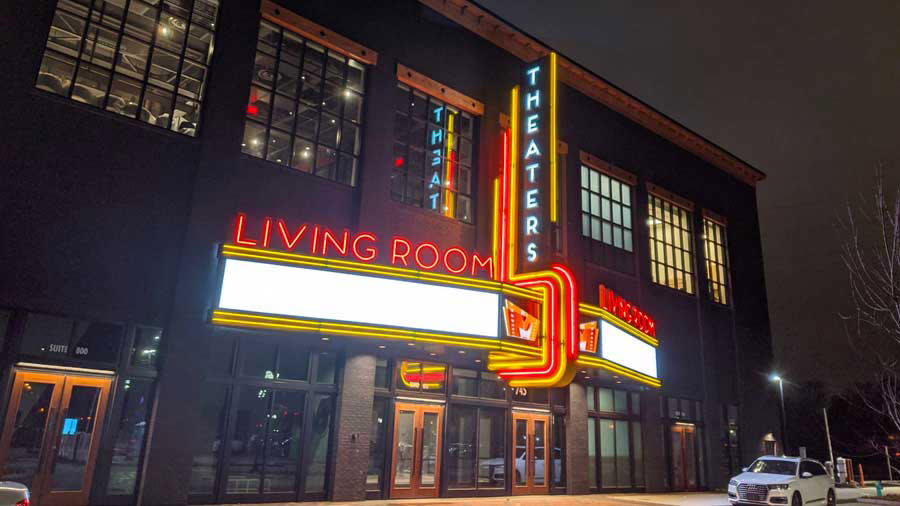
[588,387,643,490]
[37,0,218,136]
[242,20,365,186]
[581,166,633,252]
[187,337,338,501]
[648,194,695,294]
[702,217,730,305]
[391,83,475,223]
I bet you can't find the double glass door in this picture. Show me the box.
[670,424,698,491]
[511,412,549,495]
[390,402,443,498]
[0,371,112,506]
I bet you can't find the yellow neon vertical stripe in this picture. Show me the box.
[549,52,558,223]
[444,113,455,218]
[509,86,519,279]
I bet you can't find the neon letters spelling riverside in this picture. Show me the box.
[232,213,494,278]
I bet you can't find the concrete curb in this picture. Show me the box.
[857,499,900,505]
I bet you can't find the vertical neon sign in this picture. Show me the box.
[427,105,444,212]
[518,53,557,270]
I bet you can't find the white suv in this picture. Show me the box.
[727,456,835,506]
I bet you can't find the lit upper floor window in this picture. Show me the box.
[648,193,695,294]
[242,20,365,186]
[580,165,633,252]
[390,83,475,223]
[702,215,730,305]
[37,0,218,136]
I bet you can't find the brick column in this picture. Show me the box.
[642,390,668,492]
[329,353,376,501]
[565,382,590,494]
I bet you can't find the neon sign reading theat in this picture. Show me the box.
[233,213,493,278]
[218,258,500,338]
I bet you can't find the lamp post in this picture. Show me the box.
[771,374,787,455]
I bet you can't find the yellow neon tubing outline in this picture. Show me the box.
[549,52,558,223]
[444,113,455,218]
[579,303,659,347]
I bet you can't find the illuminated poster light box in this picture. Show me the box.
[600,320,659,378]
[218,259,500,338]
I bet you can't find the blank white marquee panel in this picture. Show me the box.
[218,259,500,338]
[600,320,659,378]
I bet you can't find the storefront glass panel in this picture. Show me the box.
[600,419,615,487]
[478,408,505,489]
[615,419,631,487]
[226,386,269,494]
[106,378,153,495]
[447,406,476,488]
[189,384,229,495]
[304,393,334,493]
[264,390,305,493]
[367,398,388,491]
[587,418,597,488]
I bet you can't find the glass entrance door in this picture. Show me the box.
[0,371,112,506]
[511,412,550,495]
[390,402,443,499]
[670,424,698,491]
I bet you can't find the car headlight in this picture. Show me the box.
[728,479,738,486]
[768,484,790,490]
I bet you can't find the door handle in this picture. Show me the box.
[36,407,56,474]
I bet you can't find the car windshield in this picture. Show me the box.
[749,459,797,476]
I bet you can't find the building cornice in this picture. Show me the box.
[419,0,766,187]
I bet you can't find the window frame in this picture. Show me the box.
[390,82,477,224]
[580,165,635,252]
[702,215,731,305]
[36,0,219,137]
[241,18,367,186]
[647,193,696,295]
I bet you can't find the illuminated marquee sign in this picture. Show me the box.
[599,285,656,337]
[233,213,493,278]
[211,52,663,390]
[517,53,557,269]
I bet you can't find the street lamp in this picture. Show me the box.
[771,374,787,455]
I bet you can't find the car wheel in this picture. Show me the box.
[827,489,835,506]
[792,492,802,506]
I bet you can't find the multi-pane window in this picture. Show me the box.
[647,195,695,294]
[37,0,218,136]
[242,20,365,186]
[581,166,633,251]
[703,217,730,305]
[391,83,475,223]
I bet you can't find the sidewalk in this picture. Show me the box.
[215,492,729,506]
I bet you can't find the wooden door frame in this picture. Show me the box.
[40,374,112,506]
[511,411,550,496]
[389,402,444,499]
[0,371,66,496]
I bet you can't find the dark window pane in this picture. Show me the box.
[266,128,290,165]
[241,339,276,379]
[107,74,142,117]
[315,352,337,384]
[142,86,173,128]
[247,86,271,122]
[446,406,476,489]
[479,372,506,400]
[367,398,388,491]
[276,62,300,98]
[106,378,153,496]
[598,388,614,412]
[319,113,339,147]
[72,64,110,107]
[314,146,336,180]
[304,394,334,493]
[347,59,364,92]
[252,51,276,89]
[173,95,200,136]
[208,335,235,377]
[336,155,357,186]
[374,359,389,389]
[0,380,56,488]
[295,103,318,140]
[226,386,268,494]
[37,51,76,97]
[478,408,506,488]
[20,313,74,359]
[302,42,325,75]
[277,342,309,381]
[71,320,123,363]
[281,32,303,66]
[48,9,86,57]
[291,137,314,173]
[189,384,228,494]
[340,121,359,155]
[115,37,150,80]
[130,327,161,368]
[614,390,628,414]
[241,121,266,158]
[263,390,305,493]
[451,368,477,397]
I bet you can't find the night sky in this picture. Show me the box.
[478,0,900,391]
